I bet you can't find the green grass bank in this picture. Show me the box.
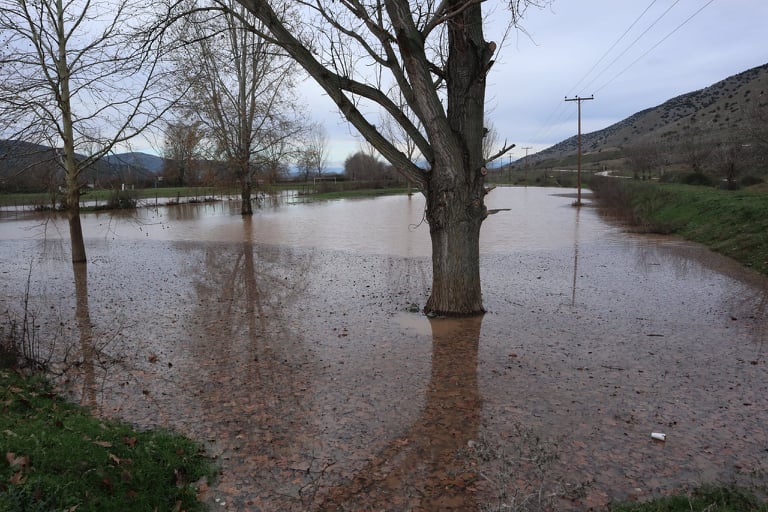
[611,485,768,512]
[0,370,214,511]
[590,177,768,275]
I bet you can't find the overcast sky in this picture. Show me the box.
[308,0,768,168]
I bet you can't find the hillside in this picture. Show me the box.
[0,141,164,192]
[530,63,768,167]
[104,152,165,173]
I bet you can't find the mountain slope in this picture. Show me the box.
[0,141,166,192]
[104,152,165,174]
[531,63,768,164]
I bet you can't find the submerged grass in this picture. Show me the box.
[0,369,214,511]
[611,485,768,511]
[591,178,768,275]
[301,187,412,200]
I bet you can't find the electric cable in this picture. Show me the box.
[594,0,717,94]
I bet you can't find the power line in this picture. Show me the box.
[594,0,717,94]
[529,0,666,145]
[579,0,682,95]
[524,0,716,151]
[568,0,659,97]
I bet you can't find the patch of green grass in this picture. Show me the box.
[301,187,412,200]
[591,178,768,274]
[0,369,215,511]
[612,485,768,512]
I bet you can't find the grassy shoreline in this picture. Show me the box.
[590,177,768,275]
[0,369,215,511]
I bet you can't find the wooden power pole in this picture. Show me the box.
[565,95,594,206]
[521,146,532,184]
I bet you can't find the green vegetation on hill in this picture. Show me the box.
[591,177,768,274]
[0,370,214,511]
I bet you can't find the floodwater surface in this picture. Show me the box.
[0,187,766,511]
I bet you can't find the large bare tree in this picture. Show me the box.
[169,0,304,214]
[0,0,173,263]
[222,0,543,315]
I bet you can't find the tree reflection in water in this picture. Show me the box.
[316,316,482,511]
[71,262,97,408]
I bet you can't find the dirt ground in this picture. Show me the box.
[1,194,766,511]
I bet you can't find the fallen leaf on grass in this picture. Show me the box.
[10,471,25,485]
[93,440,112,448]
[6,452,30,468]
[123,436,137,447]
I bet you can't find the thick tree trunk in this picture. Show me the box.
[237,0,494,315]
[422,2,489,316]
[424,175,486,316]
[240,179,253,215]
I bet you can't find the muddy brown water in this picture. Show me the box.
[1,187,766,511]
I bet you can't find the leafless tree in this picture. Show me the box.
[297,122,328,181]
[678,128,712,176]
[380,91,423,165]
[482,120,502,164]
[219,0,547,314]
[712,140,745,188]
[168,0,305,214]
[624,144,660,181]
[162,119,206,186]
[743,100,768,173]
[0,0,175,263]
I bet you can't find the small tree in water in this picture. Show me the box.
[0,0,174,263]
[167,0,305,214]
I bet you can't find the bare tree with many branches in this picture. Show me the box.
[213,0,546,314]
[0,0,174,263]
[296,122,329,181]
[168,0,305,214]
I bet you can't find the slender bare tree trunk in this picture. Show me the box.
[56,0,87,263]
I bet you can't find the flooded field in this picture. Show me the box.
[1,187,766,510]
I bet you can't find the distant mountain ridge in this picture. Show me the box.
[104,152,165,173]
[0,139,165,191]
[530,62,768,164]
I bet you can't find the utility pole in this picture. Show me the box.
[565,95,594,206]
[521,146,532,184]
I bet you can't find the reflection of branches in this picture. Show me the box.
[184,227,316,454]
[315,316,482,510]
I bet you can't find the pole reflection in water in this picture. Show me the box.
[571,206,581,306]
[318,316,481,511]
